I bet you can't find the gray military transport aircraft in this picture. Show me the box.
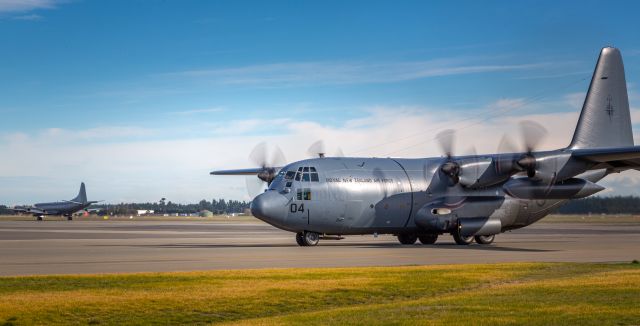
[212,47,640,246]
[12,182,100,221]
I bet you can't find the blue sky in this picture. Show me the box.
[1,0,640,203]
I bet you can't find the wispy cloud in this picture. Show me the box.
[515,70,591,80]
[165,58,549,87]
[167,107,225,116]
[11,13,42,20]
[0,0,57,13]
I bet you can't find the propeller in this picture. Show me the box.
[435,130,460,184]
[515,121,548,178]
[245,142,287,198]
[307,140,326,158]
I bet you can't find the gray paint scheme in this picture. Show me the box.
[212,47,640,244]
[12,182,99,219]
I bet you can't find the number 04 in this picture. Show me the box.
[290,203,304,213]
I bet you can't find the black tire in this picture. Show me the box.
[295,232,305,246]
[67,215,73,221]
[302,231,320,246]
[452,230,474,245]
[397,233,418,245]
[36,216,43,221]
[475,235,495,245]
[418,234,438,245]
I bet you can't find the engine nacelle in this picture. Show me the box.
[458,157,510,188]
[503,177,604,199]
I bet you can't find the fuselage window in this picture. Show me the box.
[302,173,310,182]
[303,167,309,172]
[310,172,319,182]
[310,167,317,172]
[295,172,301,181]
[285,171,295,180]
[286,181,292,188]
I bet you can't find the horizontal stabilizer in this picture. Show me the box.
[573,146,640,162]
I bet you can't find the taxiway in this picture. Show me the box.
[1,220,638,276]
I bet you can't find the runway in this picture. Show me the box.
[1,220,639,276]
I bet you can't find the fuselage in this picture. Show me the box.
[30,201,91,216]
[251,156,597,236]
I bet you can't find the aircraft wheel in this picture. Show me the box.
[452,230,474,245]
[295,232,306,246]
[36,216,43,221]
[302,231,319,246]
[475,235,495,245]
[397,233,418,245]
[67,215,73,221]
[418,233,438,245]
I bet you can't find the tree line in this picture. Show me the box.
[0,198,251,216]
[2,196,640,215]
[553,196,640,214]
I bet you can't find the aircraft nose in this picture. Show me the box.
[251,191,288,226]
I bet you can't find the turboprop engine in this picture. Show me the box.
[503,177,604,199]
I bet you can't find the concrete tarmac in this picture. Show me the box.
[1,220,639,276]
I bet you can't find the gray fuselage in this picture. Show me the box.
[251,156,592,236]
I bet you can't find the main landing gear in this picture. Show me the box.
[397,233,439,245]
[452,228,496,245]
[65,215,73,221]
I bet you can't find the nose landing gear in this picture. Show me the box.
[296,231,320,246]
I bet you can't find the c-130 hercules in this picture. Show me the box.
[212,47,639,246]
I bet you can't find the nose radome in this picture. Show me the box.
[251,191,288,225]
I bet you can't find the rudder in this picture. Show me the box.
[72,182,87,204]
[569,47,633,149]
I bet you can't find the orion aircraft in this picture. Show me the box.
[12,182,101,221]
[212,47,640,246]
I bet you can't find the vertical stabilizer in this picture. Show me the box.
[569,47,633,149]
[72,182,88,204]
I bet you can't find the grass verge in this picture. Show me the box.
[0,263,639,325]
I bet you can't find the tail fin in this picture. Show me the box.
[71,182,88,204]
[569,47,633,149]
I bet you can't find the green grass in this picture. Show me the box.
[0,263,639,325]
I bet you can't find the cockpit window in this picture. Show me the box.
[291,166,320,182]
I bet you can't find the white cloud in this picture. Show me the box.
[165,59,549,87]
[0,0,57,13]
[167,107,225,116]
[3,100,640,204]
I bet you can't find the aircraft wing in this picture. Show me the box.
[573,146,640,168]
[210,168,270,176]
[62,200,83,205]
[10,207,45,214]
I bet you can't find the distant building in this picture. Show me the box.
[136,210,154,216]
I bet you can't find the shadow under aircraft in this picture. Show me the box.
[12,182,101,221]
